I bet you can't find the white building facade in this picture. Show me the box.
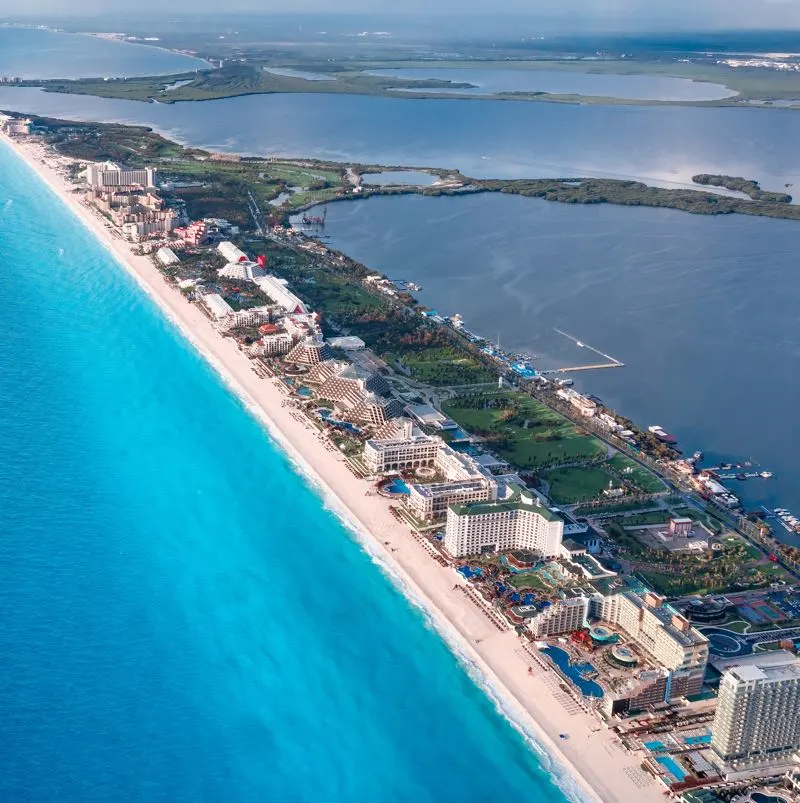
[363,432,442,474]
[443,487,564,558]
[711,652,800,766]
[86,162,156,189]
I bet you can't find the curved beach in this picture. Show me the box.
[1,130,666,803]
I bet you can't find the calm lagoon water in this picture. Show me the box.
[0,27,206,79]
[0,143,574,800]
[315,192,800,521]
[369,67,737,101]
[1,88,799,191]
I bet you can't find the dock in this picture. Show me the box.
[551,328,625,372]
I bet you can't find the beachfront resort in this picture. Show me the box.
[7,116,800,802]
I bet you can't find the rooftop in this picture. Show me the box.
[450,485,561,521]
[726,650,800,683]
[410,479,490,499]
[622,591,708,648]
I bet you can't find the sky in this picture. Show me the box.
[3,0,800,30]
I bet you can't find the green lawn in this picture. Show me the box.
[722,620,750,634]
[285,271,385,319]
[621,511,671,526]
[390,347,494,386]
[573,500,657,516]
[608,454,667,494]
[507,573,551,592]
[544,466,615,505]
[442,392,605,469]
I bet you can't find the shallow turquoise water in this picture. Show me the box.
[0,145,575,800]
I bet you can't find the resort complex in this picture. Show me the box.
[7,122,800,803]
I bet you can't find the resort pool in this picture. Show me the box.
[385,477,410,495]
[541,647,603,698]
[297,386,313,398]
[314,408,361,435]
[451,442,481,456]
[457,566,484,580]
[644,740,667,752]
[655,755,687,782]
[684,734,712,746]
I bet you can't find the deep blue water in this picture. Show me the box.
[0,27,206,79]
[0,144,573,800]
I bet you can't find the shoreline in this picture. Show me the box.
[0,131,667,803]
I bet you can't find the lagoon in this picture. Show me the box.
[369,67,737,101]
[317,192,800,526]
[1,88,799,191]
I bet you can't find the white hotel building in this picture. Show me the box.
[711,651,800,773]
[443,485,564,559]
[86,162,156,189]
[594,591,708,687]
[363,428,442,474]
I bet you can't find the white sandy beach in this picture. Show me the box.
[1,131,667,803]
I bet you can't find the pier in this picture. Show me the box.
[551,328,625,372]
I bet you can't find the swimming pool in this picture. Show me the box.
[457,566,484,580]
[655,755,687,782]
[684,734,711,746]
[541,647,603,698]
[644,740,667,752]
[385,477,410,495]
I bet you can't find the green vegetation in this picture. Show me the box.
[507,573,551,592]
[472,177,800,222]
[386,345,494,386]
[721,620,750,634]
[20,64,477,104]
[573,500,658,516]
[607,454,666,494]
[693,174,792,203]
[620,511,672,526]
[27,115,800,225]
[15,53,800,109]
[442,391,605,469]
[604,519,790,595]
[544,466,615,505]
[31,117,182,165]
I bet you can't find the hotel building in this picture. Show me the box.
[363,429,442,474]
[711,651,800,770]
[285,337,333,367]
[593,591,708,694]
[530,596,589,638]
[256,331,294,356]
[218,261,268,282]
[408,478,497,523]
[443,485,563,558]
[253,275,309,315]
[86,161,156,189]
[525,588,709,714]
[217,241,249,264]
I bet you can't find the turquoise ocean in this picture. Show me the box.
[0,144,577,800]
